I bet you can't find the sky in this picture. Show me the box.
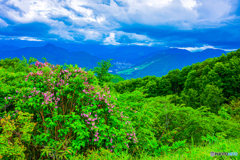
[0,0,239,52]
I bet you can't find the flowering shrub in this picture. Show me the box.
[3,61,138,159]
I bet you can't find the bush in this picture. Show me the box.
[0,111,36,159]
[3,60,139,159]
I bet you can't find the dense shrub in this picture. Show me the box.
[2,60,139,159]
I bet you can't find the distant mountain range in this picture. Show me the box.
[0,45,20,51]
[0,43,234,80]
[117,48,228,79]
[0,43,103,70]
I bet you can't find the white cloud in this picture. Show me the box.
[77,29,102,41]
[19,36,43,41]
[103,32,120,45]
[176,45,216,51]
[176,44,238,52]
[5,36,43,41]
[115,31,154,42]
[180,0,198,10]
[221,49,239,52]
[0,0,238,44]
[0,18,8,27]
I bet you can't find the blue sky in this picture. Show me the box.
[0,0,239,51]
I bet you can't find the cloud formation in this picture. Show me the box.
[0,0,239,50]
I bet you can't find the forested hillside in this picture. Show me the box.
[113,49,240,117]
[117,49,227,79]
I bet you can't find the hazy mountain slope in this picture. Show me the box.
[94,45,159,62]
[118,49,227,79]
[128,48,191,65]
[0,43,103,70]
[0,45,20,51]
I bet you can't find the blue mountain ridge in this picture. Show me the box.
[0,42,232,80]
[0,43,104,70]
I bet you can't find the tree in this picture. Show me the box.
[200,84,225,114]
[180,88,200,109]
[110,74,125,83]
[166,69,181,94]
[93,59,114,86]
[145,80,158,97]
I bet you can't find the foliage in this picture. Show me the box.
[2,59,139,159]
[0,48,240,159]
[93,59,115,87]
[113,49,240,115]
[0,111,36,159]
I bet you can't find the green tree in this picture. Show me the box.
[200,84,225,114]
[180,88,200,109]
[111,74,125,83]
[165,69,181,94]
[93,59,114,86]
[145,80,158,97]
